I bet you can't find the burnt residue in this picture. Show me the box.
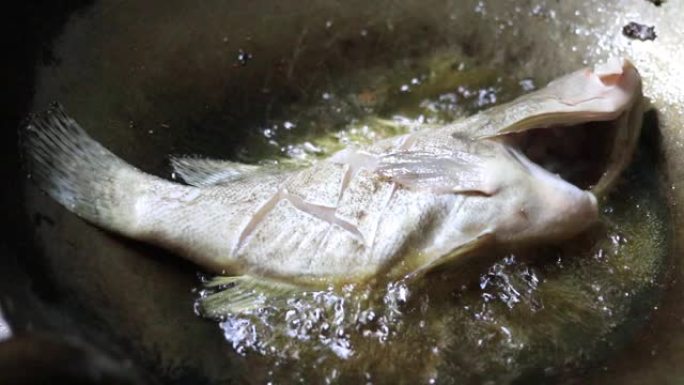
[646,0,665,6]
[622,22,657,41]
[235,49,253,67]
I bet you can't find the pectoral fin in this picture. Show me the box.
[375,151,494,195]
[196,275,304,319]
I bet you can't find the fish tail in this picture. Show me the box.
[22,104,145,233]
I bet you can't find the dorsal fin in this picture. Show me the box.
[170,157,263,187]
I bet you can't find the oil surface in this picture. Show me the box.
[19,1,676,384]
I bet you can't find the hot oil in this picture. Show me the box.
[21,1,679,384]
[218,48,527,166]
[199,52,670,384]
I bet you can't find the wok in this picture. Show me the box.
[2,1,684,384]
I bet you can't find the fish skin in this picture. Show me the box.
[23,58,642,286]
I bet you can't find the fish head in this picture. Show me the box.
[411,141,599,275]
[475,57,644,198]
[459,58,644,246]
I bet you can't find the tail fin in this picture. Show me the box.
[22,104,244,272]
[22,104,146,233]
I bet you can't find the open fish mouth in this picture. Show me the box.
[504,116,629,192]
[483,58,644,197]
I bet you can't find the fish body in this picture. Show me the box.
[23,58,642,309]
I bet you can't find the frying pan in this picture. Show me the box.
[2,1,684,384]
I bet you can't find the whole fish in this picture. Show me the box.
[23,58,643,315]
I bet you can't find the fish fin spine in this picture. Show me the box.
[196,275,304,318]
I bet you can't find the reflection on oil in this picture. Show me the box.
[25,0,676,383]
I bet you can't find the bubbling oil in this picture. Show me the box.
[194,49,669,384]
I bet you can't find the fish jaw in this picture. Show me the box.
[534,58,644,197]
[477,57,642,138]
[486,145,599,244]
[540,57,641,116]
[517,166,599,243]
[455,57,643,199]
